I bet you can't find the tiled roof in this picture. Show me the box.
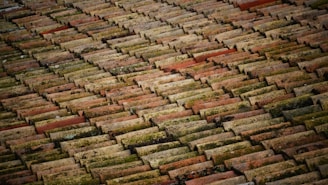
[1,0,328,184]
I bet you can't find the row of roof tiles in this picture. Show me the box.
[1,0,328,184]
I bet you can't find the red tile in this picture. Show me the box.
[150,109,194,125]
[159,155,206,174]
[0,170,32,184]
[194,48,236,62]
[262,130,326,152]
[185,171,237,185]
[40,82,77,94]
[36,116,86,134]
[162,59,196,72]
[0,122,30,131]
[232,154,284,173]
[282,140,328,159]
[250,125,306,143]
[83,104,124,118]
[5,175,36,185]
[17,104,59,118]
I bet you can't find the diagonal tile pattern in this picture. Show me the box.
[1,0,328,184]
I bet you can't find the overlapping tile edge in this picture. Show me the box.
[0,0,328,184]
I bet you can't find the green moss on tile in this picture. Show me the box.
[310,0,328,9]
[86,154,139,170]
[0,165,26,175]
[264,94,313,117]
[213,145,263,165]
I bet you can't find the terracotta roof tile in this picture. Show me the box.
[283,138,328,158]
[226,148,276,170]
[168,160,214,179]
[1,0,328,184]
[266,171,321,185]
[1,7,33,21]
[256,164,309,184]
[106,169,161,185]
[185,170,237,185]
[49,124,97,141]
[0,170,32,184]
[5,174,37,185]
[207,175,247,185]
[262,129,326,152]
[43,171,97,185]
[312,13,328,29]
[305,155,327,171]
[72,0,108,13]
[304,178,328,185]
[208,6,241,22]
[22,108,67,124]
[223,32,262,49]
[35,163,79,182]
[22,147,68,168]
[244,159,296,181]
[75,144,124,165]
[213,52,264,69]
[101,164,152,183]
[33,114,85,134]
[84,151,137,172]
[188,131,234,152]
[282,103,321,120]
[66,140,116,157]
[143,148,197,169]
[250,124,306,143]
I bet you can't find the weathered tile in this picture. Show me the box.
[49,125,97,141]
[265,171,321,185]
[293,81,328,97]
[222,113,272,131]
[168,161,214,179]
[1,0,328,184]
[30,157,75,174]
[151,110,197,127]
[239,120,291,138]
[199,101,251,120]
[179,127,224,146]
[243,159,296,181]
[43,172,97,185]
[0,169,32,184]
[192,97,241,114]
[0,126,36,144]
[185,171,237,185]
[101,117,150,137]
[84,151,138,172]
[34,114,86,134]
[213,28,243,43]
[106,170,161,185]
[236,0,279,10]
[192,131,237,154]
[206,175,247,185]
[261,130,325,152]
[73,144,124,164]
[282,104,322,122]
[149,151,200,170]
[204,141,252,160]
[166,120,216,138]
[263,93,313,117]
